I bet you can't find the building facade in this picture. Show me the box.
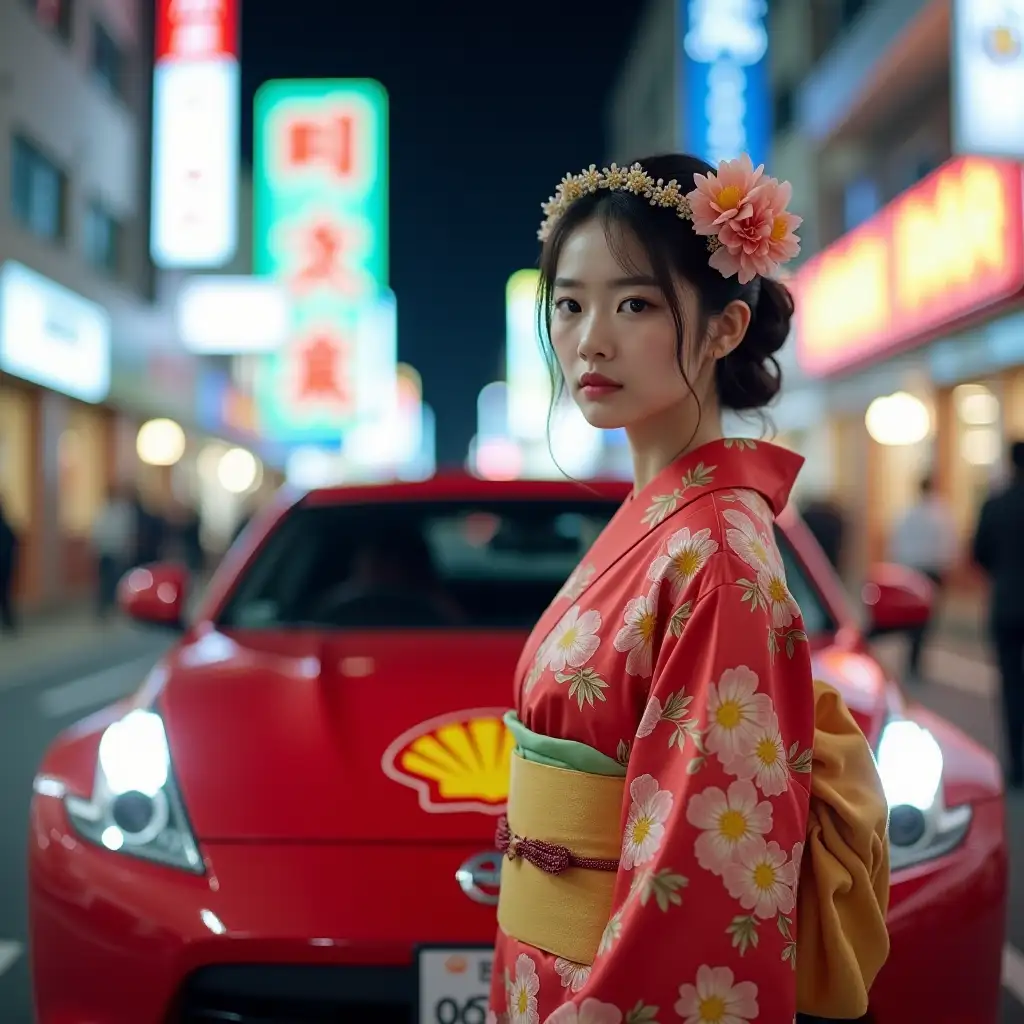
[608,0,1024,610]
[0,0,269,611]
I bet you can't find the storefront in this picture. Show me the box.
[788,155,1024,590]
[0,261,116,608]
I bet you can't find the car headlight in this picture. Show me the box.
[875,717,972,871]
[64,709,203,874]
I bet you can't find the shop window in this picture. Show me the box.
[0,385,34,530]
[92,20,123,98]
[25,0,73,41]
[83,199,121,275]
[58,407,106,539]
[949,383,1003,537]
[10,134,67,242]
[774,85,795,135]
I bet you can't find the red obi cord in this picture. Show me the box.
[495,815,620,875]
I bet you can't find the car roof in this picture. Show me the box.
[300,471,633,506]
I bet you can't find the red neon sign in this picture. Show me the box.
[156,0,239,62]
[793,156,1024,378]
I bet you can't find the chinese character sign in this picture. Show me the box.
[151,0,241,269]
[253,78,389,443]
[678,0,771,170]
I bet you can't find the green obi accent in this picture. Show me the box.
[503,710,626,777]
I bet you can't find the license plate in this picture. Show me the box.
[417,945,494,1024]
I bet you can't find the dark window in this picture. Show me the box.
[218,500,618,631]
[92,20,123,97]
[775,528,835,638]
[26,0,73,41]
[10,134,66,242]
[843,177,880,232]
[83,199,120,273]
[774,85,795,134]
[217,498,837,638]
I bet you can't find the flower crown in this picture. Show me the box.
[538,154,802,286]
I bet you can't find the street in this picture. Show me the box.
[0,627,1023,1022]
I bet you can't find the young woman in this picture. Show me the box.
[488,154,890,1024]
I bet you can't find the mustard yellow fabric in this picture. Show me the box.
[796,679,890,1019]
[496,752,624,965]
[504,682,890,1013]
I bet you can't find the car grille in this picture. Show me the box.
[175,964,415,1023]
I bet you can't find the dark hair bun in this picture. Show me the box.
[715,277,793,412]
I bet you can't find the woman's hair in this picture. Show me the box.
[537,152,793,415]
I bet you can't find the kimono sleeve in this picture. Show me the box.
[553,580,815,1024]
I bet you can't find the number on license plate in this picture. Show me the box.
[418,947,494,1024]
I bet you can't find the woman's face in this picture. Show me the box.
[549,218,713,432]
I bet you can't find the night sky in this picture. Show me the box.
[239,1,641,465]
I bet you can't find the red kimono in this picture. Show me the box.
[489,438,815,1024]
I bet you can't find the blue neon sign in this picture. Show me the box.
[679,0,771,171]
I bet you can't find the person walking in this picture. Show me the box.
[92,485,135,619]
[889,475,958,681]
[973,440,1024,791]
[0,497,19,634]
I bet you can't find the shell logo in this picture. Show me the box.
[381,708,514,815]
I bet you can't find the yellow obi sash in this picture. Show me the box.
[498,682,890,1017]
[496,752,624,965]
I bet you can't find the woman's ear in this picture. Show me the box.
[708,300,753,360]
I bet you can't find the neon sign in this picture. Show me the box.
[679,0,770,169]
[150,0,239,269]
[794,156,1024,378]
[253,79,389,444]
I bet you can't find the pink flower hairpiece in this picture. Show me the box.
[538,153,802,286]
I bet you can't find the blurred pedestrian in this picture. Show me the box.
[801,495,846,572]
[972,440,1024,791]
[130,488,166,565]
[889,474,958,681]
[92,484,135,619]
[0,497,19,634]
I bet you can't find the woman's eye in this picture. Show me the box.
[555,298,581,314]
[622,298,651,314]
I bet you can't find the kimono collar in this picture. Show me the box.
[520,437,805,689]
[630,437,804,526]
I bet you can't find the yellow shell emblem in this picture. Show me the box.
[381,708,514,815]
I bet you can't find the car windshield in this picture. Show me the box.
[216,498,834,635]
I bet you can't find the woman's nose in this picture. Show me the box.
[576,313,613,361]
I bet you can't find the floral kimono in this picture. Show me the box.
[488,438,886,1024]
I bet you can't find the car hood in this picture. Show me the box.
[160,628,891,843]
[160,627,523,843]
[810,642,890,744]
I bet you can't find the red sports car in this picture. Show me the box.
[28,475,1007,1023]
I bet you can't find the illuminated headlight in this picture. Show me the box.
[64,709,203,874]
[876,718,972,871]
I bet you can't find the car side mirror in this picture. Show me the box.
[118,562,189,631]
[862,563,936,638]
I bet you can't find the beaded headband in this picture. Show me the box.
[538,154,802,286]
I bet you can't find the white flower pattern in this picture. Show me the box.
[675,965,759,1024]
[686,779,774,876]
[508,954,541,1024]
[647,527,719,600]
[613,593,660,677]
[622,774,674,870]
[727,714,790,796]
[704,666,774,766]
[546,998,623,1024]
[554,958,591,994]
[636,695,663,739]
[546,606,602,673]
[722,836,799,919]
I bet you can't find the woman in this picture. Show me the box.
[488,154,890,1024]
